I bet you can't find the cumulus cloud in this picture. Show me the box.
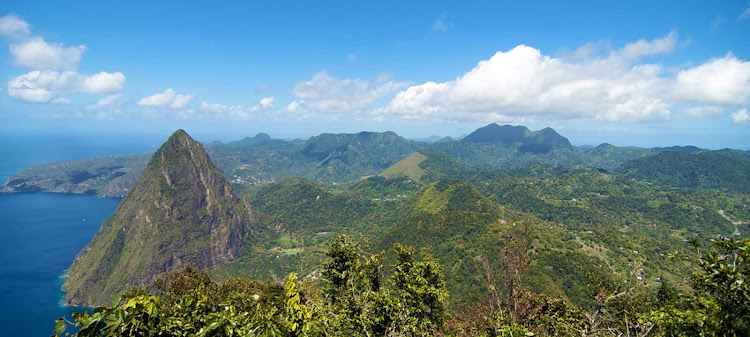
[10,37,86,70]
[137,88,195,108]
[672,53,750,105]
[0,13,30,37]
[290,71,407,117]
[382,42,672,123]
[376,31,750,124]
[259,96,275,108]
[171,93,195,108]
[7,70,125,103]
[198,97,276,119]
[2,14,127,105]
[732,108,750,124]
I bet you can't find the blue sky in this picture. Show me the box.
[0,0,748,148]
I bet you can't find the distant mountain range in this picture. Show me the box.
[3,124,748,197]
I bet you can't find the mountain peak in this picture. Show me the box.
[462,123,572,153]
[64,129,257,306]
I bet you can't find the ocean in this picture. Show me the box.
[0,131,163,337]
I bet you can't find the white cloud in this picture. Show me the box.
[732,108,750,124]
[0,13,30,37]
[680,106,725,119]
[259,96,274,108]
[382,40,673,123]
[347,53,358,62]
[10,37,86,70]
[287,101,301,112]
[137,88,194,108]
[740,3,750,20]
[7,70,125,103]
[378,31,750,124]
[137,88,175,107]
[672,53,750,105]
[2,14,128,106]
[97,93,121,107]
[78,71,127,93]
[171,93,195,108]
[8,85,52,103]
[198,97,276,119]
[611,31,676,60]
[291,70,407,117]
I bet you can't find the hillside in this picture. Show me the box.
[379,148,474,184]
[1,153,150,196]
[379,152,427,182]
[63,130,259,306]
[617,150,750,193]
[223,132,273,148]
[300,131,423,181]
[462,124,573,153]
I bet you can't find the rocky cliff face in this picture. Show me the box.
[64,130,258,306]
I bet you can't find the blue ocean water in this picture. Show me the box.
[0,132,163,337]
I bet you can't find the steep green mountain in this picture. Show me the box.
[63,130,258,306]
[617,150,750,193]
[300,131,423,181]
[462,124,573,153]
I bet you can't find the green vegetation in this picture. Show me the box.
[380,152,427,182]
[1,152,150,196]
[3,125,745,334]
[64,130,257,306]
[55,236,750,336]
[617,150,750,193]
[9,125,749,197]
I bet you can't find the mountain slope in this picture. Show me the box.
[225,133,273,148]
[462,124,573,153]
[379,152,427,182]
[63,130,258,306]
[379,148,475,184]
[300,131,423,181]
[617,150,750,193]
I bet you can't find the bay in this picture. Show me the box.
[0,193,120,336]
[0,131,162,336]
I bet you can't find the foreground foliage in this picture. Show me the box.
[56,236,749,336]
